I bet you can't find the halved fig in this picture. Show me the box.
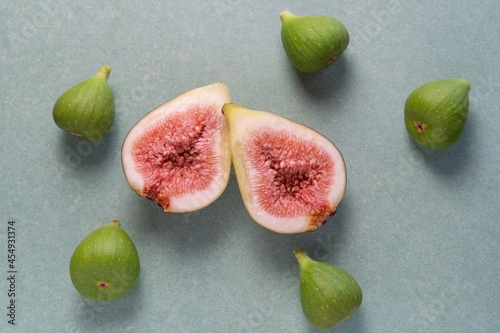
[222,103,346,234]
[121,82,231,213]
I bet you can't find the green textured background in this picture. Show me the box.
[1,1,499,332]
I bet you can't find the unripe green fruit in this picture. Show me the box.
[280,10,349,73]
[53,65,115,141]
[69,221,140,302]
[294,248,362,329]
[404,78,470,150]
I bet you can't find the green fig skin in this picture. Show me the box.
[404,78,470,150]
[70,221,140,302]
[280,10,349,73]
[53,66,115,141]
[294,248,362,329]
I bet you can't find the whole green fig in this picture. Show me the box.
[69,221,140,302]
[294,248,362,329]
[280,10,349,73]
[404,78,470,150]
[53,65,115,141]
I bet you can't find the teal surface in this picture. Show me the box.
[1,1,499,332]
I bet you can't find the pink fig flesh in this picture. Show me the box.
[121,82,232,213]
[248,128,337,224]
[222,103,346,234]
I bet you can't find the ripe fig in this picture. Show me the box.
[53,65,115,141]
[294,248,362,329]
[280,10,349,73]
[222,103,346,234]
[404,78,470,150]
[121,82,232,213]
[69,221,140,302]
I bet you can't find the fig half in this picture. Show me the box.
[222,103,346,234]
[122,82,232,213]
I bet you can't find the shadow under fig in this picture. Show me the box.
[247,191,355,282]
[70,276,142,330]
[304,306,367,333]
[55,125,119,172]
[407,112,477,179]
[291,56,352,102]
[135,170,243,256]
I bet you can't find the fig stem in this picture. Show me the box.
[457,78,471,91]
[294,248,313,269]
[96,65,112,80]
[221,103,239,118]
[108,220,121,228]
[279,10,295,22]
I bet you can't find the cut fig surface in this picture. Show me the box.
[222,103,346,233]
[122,82,231,212]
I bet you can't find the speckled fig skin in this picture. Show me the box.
[69,221,140,302]
[53,66,115,141]
[222,103,346,234]
[280,10,349,73]
[294,248,362,329]
[404,78,470,150]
